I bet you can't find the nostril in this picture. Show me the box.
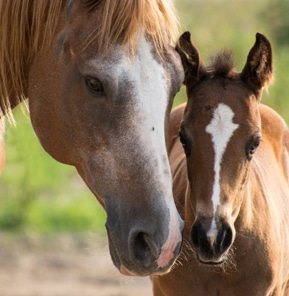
[135,233,150,261]
[191,220,211,253]
[217,224,233,252]
[129,231,158,267]
[191,219,234,263]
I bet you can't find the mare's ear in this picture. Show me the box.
[241,33,273,98]
[175,31,204,86]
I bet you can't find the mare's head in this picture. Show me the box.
[1,0,185,275]
[176,32,273,264]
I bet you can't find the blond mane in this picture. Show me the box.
[83,0,180,55]
[0,0,64,123]
[0,0,179,123]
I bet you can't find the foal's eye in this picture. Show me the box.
[178,129,186,146]
[85,77,104,95]
[178,127,191,156]
[246,135,261,159]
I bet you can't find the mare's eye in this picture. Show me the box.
[85,77,104,95]
[246,135,261,160]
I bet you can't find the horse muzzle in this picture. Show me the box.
[105,209,184,276]
[191,218,234,265]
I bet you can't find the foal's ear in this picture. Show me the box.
[241,33,273,97]
[175,31,204,86]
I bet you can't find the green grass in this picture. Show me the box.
[175,0,289,124]
[0,107,106,233]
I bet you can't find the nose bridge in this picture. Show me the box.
[142,136,184,268]
[204,103,239,221]
[109,96,183,233]
[121,138,172,205]
[195,193,233,245]
[105,121,184,265]
[102,57,184,273]
[128,98,180,219]
[105,189,168,247]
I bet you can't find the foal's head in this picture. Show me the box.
[176,32,273,264]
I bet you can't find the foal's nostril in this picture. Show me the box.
[130,231,158,267]
[191,219,234,262]
[191,220,211,253]
[216,223,233,253]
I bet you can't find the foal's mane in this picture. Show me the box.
[206,51,236,79]
[205,50,273,90]
[0,0,179,123]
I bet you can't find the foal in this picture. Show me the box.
[152,32,289,295]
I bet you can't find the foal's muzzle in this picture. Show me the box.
[191,219,233,264]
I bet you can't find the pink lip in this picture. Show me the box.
[119,265,135,276]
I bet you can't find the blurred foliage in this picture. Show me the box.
[1,0,289,233]
[0,107,106,232]
[258,1,289,47]
[174,0,289,124]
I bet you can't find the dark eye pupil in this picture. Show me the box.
[178,130,186,147]
[178,128,191,156]
[86,77,104,94]
[250,140,260,154]
[250,146,256,154]
[179,133,186,146]
[247,136,261,159]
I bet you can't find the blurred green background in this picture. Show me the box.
[1,0,289,234]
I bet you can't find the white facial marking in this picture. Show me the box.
[117,33,182,268]
[134,35,183,268]
[80,30,183,272]
[206,103,239,232]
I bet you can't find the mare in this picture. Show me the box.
[152,32,289,295]
[0,0,185,276]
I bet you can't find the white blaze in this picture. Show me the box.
[87,32,183,269]
[206,103,239,232]
[132,35,183,268]
[120,34,182,268]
